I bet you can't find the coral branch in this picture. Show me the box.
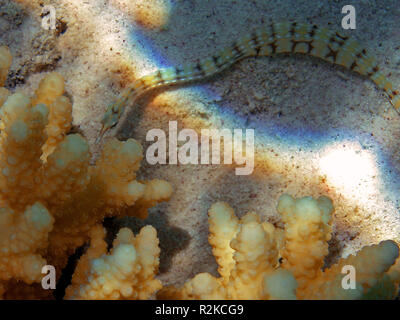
[65,226,162,300]
[158,194,400,300]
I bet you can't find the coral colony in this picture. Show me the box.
[0,47,172,299]
[158,196,399,300]
[0,8,399,299]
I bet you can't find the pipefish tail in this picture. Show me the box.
[97,21,400,142]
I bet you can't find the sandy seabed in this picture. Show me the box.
[1,0,399,290]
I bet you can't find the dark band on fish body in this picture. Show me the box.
[212,55,224,69]
[156,70,165,84]
[231,41,245,59]
[290,22,297,37]
[251,32,261,56]
[195,62,206,76]
[308,24,318,38]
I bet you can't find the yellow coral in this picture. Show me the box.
[208,202,239,284]
[303,240,399,299]
[159,272,227,300]
[30,72,72,160]
[0,46,12,86]
[159,195,400,300]
[0,48,172,299]
[0,203,54,284]
[0,92,89,211]
[113,0,171,30]
[0,283,4,299]
[41,96,73,160]
[31,72,65,107]
[0,87,9,106]
[65,225,162,300]
[277,194,333,293]
[159,201,294,300]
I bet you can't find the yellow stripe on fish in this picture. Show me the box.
[98,21,399,141]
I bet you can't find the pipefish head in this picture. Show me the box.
[96,86,138,143]
[96,101,123,144]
